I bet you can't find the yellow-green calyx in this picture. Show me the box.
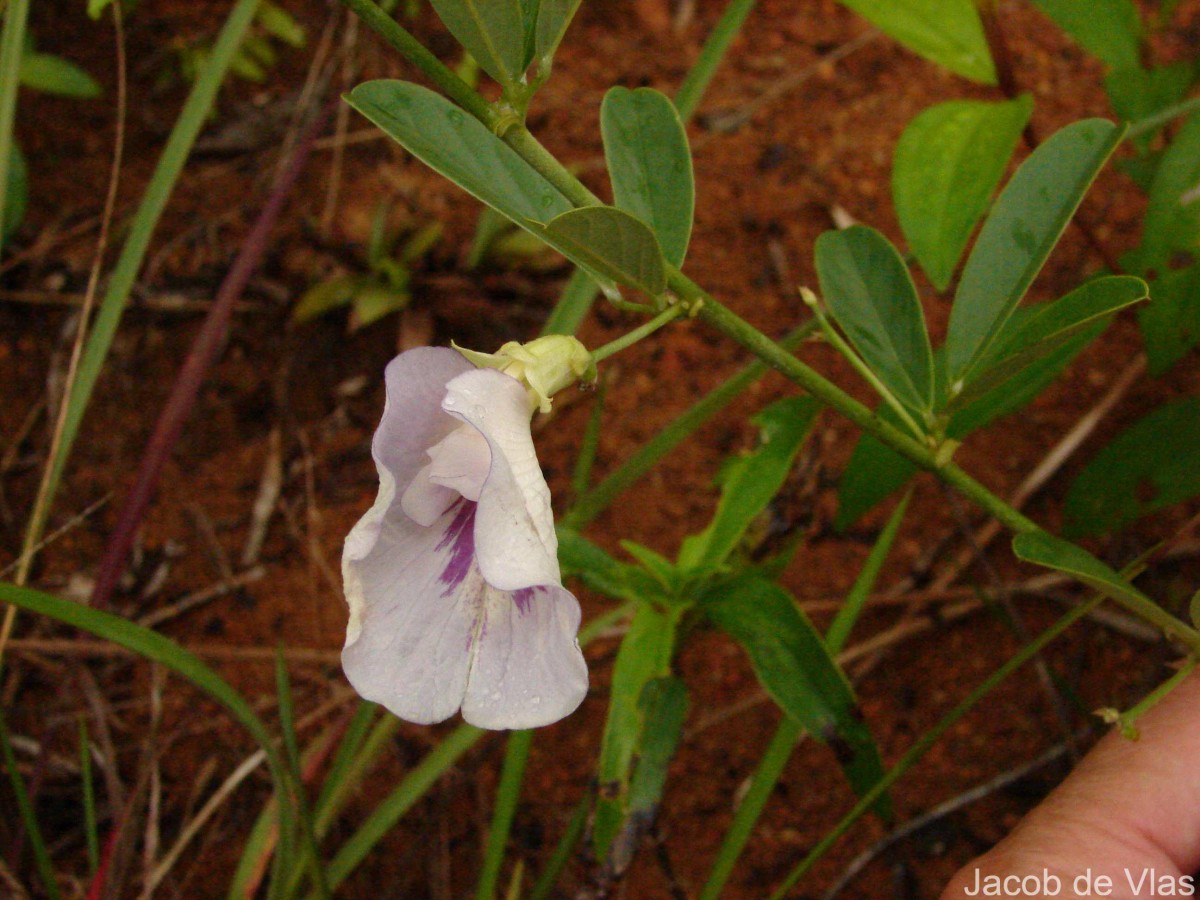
[454,335,592,414]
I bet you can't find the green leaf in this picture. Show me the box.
[627,678,688,816]
[293,275,364,323]
[601,86,695,268]
[1122,112,1200,277]
[678,397,820,571]
[2,142,26,240]
[534,0,582,66]
[836,0,995,83]
[945,118,1125,385]
[346,81,571,224]
[1139,264,1200,375]
[826,491,910,653]
[0,580,299,865]
[349,282,410,330]
[427,0,527,89]
[836,320,1107,529]
[815,226,935,413]
[947,318,1107,435]
[19,51,101,98]
[605,677,689,875]
[346,81,631,291]
[1104,63,1193,151]
[1063,397,1200,537]
[534,206,667,295]
[0,708,61,900]
[257,1,307,48]
[893,96,1033,290]
[620,540,680,593]
[557,528,664,604]
[835,431,919,533]
[949,275,1148,409]
[1012,532,1157,610]
[593,604,679,859]
[702,574,888,815]
[1030,0,1142,71]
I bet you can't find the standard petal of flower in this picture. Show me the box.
[344,347,472,645]
[374,347,475,491]
[342,500,483,724]
[461,584,588,729]
[442,368,560,592]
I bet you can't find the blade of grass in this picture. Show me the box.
[325,722,484,890]
[475,729,533,899]
[2,0,126,615]
[563,321,815,528]
[9,0,264,614]
[699,717,797,900]
[238,700,393,900]
[274,651,330,899]
[701,493,910,897]
[79,717,100,880]
[527,794,589,900]
[0,704,60,900]
[570,377,606,497]
[311,702,379,832]
[540,268,598,336]
[673,0,757,120]
[0,0,30,257]
[226,766,279,900]
[769,594,1103,898]
[0,580,297,870]
[825,490,911,652]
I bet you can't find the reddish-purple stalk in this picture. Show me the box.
[90,103,334,608]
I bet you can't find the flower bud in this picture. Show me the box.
[454,335,592,413]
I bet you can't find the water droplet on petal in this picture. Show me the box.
[472,404,486,420]
[531,696,541,706]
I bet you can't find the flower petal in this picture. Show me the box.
[442,369,560,592]
[374,347,474,492]
[342,500,483,724]
[342,347,476,724]
[347,346,473,617]
[461,584,588,729]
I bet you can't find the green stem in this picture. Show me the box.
[339,0,1200,651]
[14,0,264,590]
[1112,657,1197,738]
[589,305,685,365]
[476,730,533,900]
[527,794,590,900]
[674,0,758,120]
[1126,94,1200,139]
[0,0,29,257]
[571,378,607,496]
[0,704,60,900]
[563,321,816,529]
[769,592,1104,899]
[701,717,801,899]
[337,0,496,127]
[803,289,925,442]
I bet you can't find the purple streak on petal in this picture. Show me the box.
[512,587,537,615]
[436,500,477,595]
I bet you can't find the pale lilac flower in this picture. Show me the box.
[342,346,588,729]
